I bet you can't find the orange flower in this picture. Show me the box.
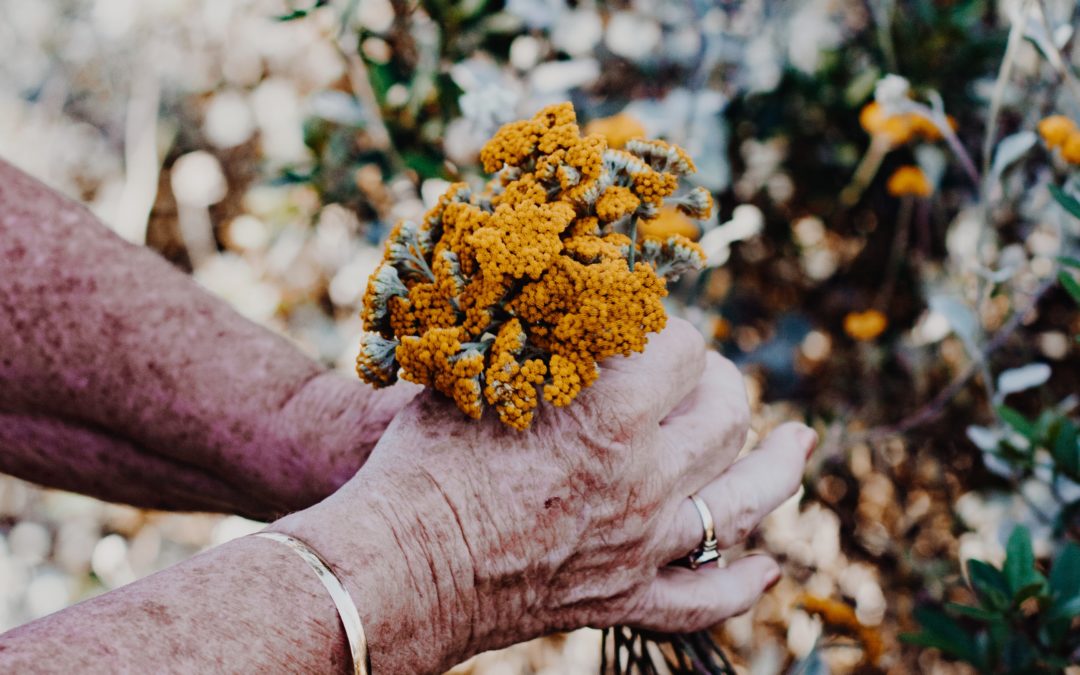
[844,309,888,341]
[860,101,915,147]
[1038,115,1077,149]
[1062,131,1080,164]
[711,316,731,341]
[910,112,957,141]
[357,102,709,429]
[595,185,641,223]
[584,112,646,149]
[859,101,954,148]
[886,165,932,198]
[798,595,884,666]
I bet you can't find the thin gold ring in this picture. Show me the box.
[687,494,721,569]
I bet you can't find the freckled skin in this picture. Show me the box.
[0,159,418,519]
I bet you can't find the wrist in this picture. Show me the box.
[268,469,478,674]
[244,372,389,518]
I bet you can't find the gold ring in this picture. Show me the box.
[686,494,721,569]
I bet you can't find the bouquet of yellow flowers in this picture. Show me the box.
[356,102,712,430]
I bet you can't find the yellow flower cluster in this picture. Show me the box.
[843,309,888,341]
[357,103,712,429]
[886,165,932,197]
[859,101,955,148]
[1038,115,1080,164]
[798,595,883,666]
[584,112,646,149]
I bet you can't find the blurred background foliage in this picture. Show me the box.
[1,0,1079,672]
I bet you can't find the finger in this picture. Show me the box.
[626,555,780,632]
[659,351,750,480]
[585,317,707,421]
[659,422,816,563]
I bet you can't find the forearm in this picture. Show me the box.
[0,159,399,518]
[0,411,253,514]
[0,476,476,674]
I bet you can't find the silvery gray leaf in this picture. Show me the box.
[989,131,1036,185]
[982,451,1016,479]
[928,294,981,354]
[915,145,947,188]
[996,363,1051,400]
[967,425,1001,451]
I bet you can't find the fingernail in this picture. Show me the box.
[764,567,781,590]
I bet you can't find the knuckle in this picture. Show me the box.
[729,397,751,435]
[711,350,742,380]
[656,505,696,562]
[620,583,657,626]
[731,510,758,543]
[668,317,707,360]
[720,488,761,545]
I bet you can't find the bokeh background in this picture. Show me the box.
[1,0,1079,672]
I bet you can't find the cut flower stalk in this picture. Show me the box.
[600,627,736,674]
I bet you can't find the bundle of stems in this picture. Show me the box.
[600,626,736,674]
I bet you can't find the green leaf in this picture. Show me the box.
[1010,580,1048,607]
[1054,499,1080,538]
[1049,184,1080,220]
[273,0,329,21]
[401,152,448,180]
[1059,255,1080,269]
[1059,270,1080,305]
[968,559,1011,610]
[1004,526,1037,595]
[1001,634,1037,671]
[944,602,1000,622]
[1051,419,1080,479]
[1047,595,1080,622]
[1049,543,1080,603]
[1034,409,1061,440]
[903,607,985,667]
[997,405,1037,442]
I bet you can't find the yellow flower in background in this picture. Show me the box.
[844,309,888,341]
[357,103,710,429]
[886,165,932,197]
[584,112,646,149]
[798,595,884,667]
[1061,132,1080,165]
[1037,114,1076,149]
[859,101,955,148]
[639,206,700,240]
[860,101,915,146]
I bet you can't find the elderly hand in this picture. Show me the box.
[274,318,815,672]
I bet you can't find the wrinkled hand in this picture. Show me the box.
[344,318,816,664]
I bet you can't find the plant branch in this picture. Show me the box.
[860,277,1057,442]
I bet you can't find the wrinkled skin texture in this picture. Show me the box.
[0,159,418,519]
[292,318,817,670]
[0,158,815,674]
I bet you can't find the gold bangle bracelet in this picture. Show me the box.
[255,531,371,675]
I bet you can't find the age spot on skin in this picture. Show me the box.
[141,600,175,627]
